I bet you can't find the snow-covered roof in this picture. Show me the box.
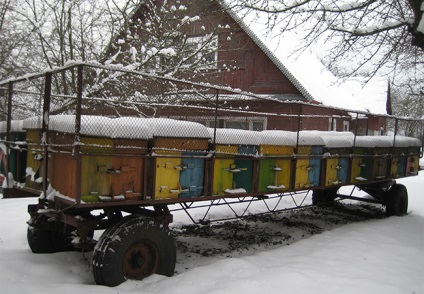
[259,130,297,146]
[148,118,210,138]
[16,115,422,148]
[111,117,152,139]
[316,131,355,148]
[298,131,326,146]
[0,120,24,133]
[22,116,43,130]
[353,135,422,148]
[208,128,261,145]
[225,3,389,114]
[49,115,112,137]
[393,136,422,148]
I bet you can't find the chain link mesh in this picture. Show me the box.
[0,64,423,201]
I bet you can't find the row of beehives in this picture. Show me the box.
[0,116,421,202]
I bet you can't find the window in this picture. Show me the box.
[226,121,249,130]
[343,121,349,132]
[170,116,266,131]
[185,34,218,68]
[328,117,337,131]
[252,121,264,131]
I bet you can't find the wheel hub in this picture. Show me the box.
[123,241,159,280]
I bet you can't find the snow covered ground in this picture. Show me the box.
[0,172,423,294]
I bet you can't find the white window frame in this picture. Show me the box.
[329,117,337,131]
[185,34,218,68]
[170,116,267,131]
[343,121,349,132]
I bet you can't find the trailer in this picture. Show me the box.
[0,63,423,287]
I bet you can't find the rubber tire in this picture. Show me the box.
[312,188,338,206]
[27,215,75,253]
[92,215,176,287]
[385,183,408,216]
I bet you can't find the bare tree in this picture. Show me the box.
[95,0,230,117]
[231,0,423,89]
[0,0,142,119]
[392,86,424,138]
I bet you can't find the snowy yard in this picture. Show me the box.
[0,172,423,294]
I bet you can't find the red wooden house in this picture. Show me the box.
[102,0,386,134]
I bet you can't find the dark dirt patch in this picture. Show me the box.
[172,202,386,273]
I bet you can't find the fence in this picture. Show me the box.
[0,62,423,203]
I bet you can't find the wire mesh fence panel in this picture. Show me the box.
[0,63,423,203]
[0,77,46,188]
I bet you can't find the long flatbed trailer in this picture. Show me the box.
[0,63,423,286]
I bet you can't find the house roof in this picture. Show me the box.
[110,0,387,114]
[222,1,389,114]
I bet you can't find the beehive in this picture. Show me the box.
[47,115,114,200]
[320,132,354,187]
[258,130,296,193]
[150,119,210,199]
[210,128,260,196]
[22,117,44,190]
[350,136,374,183]
[294,131,325,189]
[0,120,27,184]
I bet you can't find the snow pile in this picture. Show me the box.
[208,128,261,145]
[49,115,112,137]
[352,135,422,149]
[259,130,297,146]
[298,131,326,146]
[393,135,422,148]
[372,136,397,148]
[14,115,424,150]
[0,120,25,133]
[148,118,210,139]
[354,136,376,148]
[110,117,152,139]
[318,131,355,148]
[22,116,43,130]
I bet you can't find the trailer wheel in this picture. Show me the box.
[385,183,408,216]
[312,188,338,206]
[27,215,75,253]
[92,215,176,287]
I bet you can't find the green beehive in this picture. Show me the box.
[258,130,297,193]
[209,128,260,196]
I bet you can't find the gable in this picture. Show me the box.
[104,0,312,101]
